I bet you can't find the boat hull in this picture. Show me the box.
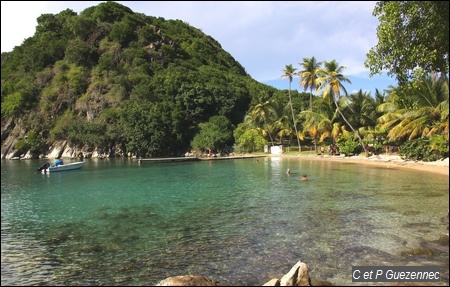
[47,162,84,172]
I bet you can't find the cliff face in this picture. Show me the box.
[1,1,269,159]
[1,136,126,160]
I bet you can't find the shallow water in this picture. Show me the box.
[1,157,448,286]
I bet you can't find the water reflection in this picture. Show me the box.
[1,158,448,286]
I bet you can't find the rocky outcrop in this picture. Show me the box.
[264,261,311,286]
[1,137,128,159]
[47,141,68,159]
[156,260,312,286]
[156,275,223,286]
[1,116,25,159]
[1,135,18,159]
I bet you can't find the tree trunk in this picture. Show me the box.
[289,82,301,152]
[334,99,367,154]
[264,119,275,146]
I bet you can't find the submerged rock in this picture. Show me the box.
[156,275,223,286]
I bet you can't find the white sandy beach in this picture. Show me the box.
[271,153,449,176]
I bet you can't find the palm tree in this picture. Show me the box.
[299,97,340,151]
[249,100,277,146]
[343,89,388,151]
[316,60,368,154]
[270,96,292,145]
[281,64,301,152]
[344,89,379,130]
[378,73,449,141]
[299,56,322,111]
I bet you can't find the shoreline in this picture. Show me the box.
[269,153,449,176]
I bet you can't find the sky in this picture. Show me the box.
[1,1,398,95]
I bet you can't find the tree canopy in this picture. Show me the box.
[365,1,449,83]
[1,1,448,161]
[190,115,234,154]
[1,1,272,157]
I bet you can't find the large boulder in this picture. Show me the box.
[264,261,311,286]
[280,261,310,286]
[156,261,312,286]
[156,275,223,286]
[47,141,68,159]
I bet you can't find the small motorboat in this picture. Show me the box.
[37,160,84,173]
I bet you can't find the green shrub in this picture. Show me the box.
[399,137,448,161]
[336,136,359,155]
[14,139,30,152]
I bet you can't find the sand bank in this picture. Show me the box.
[271,153,449,176]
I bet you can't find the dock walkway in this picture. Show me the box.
[137,155,267,163]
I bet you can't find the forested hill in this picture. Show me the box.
[1,1,277,159]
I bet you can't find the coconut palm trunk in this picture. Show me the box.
[334,98,367,154]
[282,64,301,152]
[317,60,367,154]
[289,84,301,152]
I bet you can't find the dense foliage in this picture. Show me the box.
[399,137,448,162]
[1,1,273,157]
[365,1,449,83]
[190,115,234,155]
[1,1,448,161]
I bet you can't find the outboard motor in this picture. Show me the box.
[37,162,50,172]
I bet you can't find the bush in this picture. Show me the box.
[336,136,359,155]
[14,139,30,152]
[398,138,447,161]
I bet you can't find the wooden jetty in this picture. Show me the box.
[138,157,199,163]
[137,155,267,163]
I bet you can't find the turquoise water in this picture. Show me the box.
[1,157,448,286]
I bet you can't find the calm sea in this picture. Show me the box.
[1,157,448,286]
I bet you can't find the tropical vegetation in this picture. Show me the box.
[1,1,267,158]
[1,1,448,161]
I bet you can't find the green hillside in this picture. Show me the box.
[1,1,277,158]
